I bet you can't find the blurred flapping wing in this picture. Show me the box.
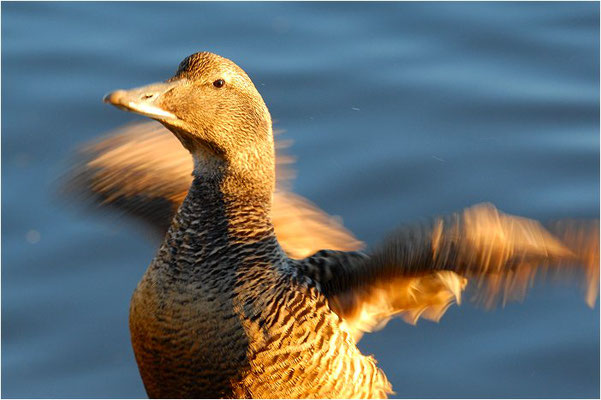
[63,121,363,256]
[300,204,598,340]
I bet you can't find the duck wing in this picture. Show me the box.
[63,121,363,258]
[298,204,599,341]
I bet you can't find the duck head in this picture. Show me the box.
[104,52,275,191]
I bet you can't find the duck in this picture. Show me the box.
[75,51,597,398]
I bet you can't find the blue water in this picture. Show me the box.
[2,2,599,398]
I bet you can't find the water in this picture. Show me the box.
[2,2,599,398]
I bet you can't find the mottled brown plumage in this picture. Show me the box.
[94,52,598,398]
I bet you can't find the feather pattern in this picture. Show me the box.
[130,176,393,398]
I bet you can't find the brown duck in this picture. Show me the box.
[77,52,597,398]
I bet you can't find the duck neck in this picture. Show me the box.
[191,146,275,221]
[189,168,274,237]
[162,154,278,267]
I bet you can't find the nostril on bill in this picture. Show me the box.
[142,93,155,100]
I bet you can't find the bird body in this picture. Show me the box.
[80,51,599,398]
[130,176,391,398]
[109,53,394,396]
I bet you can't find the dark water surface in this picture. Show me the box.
[2,2,599,398]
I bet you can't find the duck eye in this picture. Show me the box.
[213,79,225,88]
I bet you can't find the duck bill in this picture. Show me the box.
[103,81,182,122]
